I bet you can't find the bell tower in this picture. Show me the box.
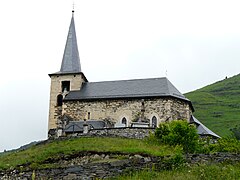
[48,10,87,132]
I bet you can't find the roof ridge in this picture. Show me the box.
[165,78,182,94]
[86,77,167,84]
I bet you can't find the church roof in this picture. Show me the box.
[190,115,220,138]
[64,77,192,107]
[51,11,81,75]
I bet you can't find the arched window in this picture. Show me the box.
[152,116,157,128]
[57,94,63,106]
[122,117,127,126]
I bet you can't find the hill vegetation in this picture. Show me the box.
[1,120,240,179]
[0,137,177,170]
[185,74,240,137]
[115,163,240,180]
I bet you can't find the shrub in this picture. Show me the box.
[210,137,240,153]
[155,123,170,140]
[161,150,185,170]
[155,120,199,153]
[195,137,212,154]
[230,125,240,140]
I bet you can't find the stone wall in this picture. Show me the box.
[186,152,240,164]
[0,153,159,179]
[80,127,156,139]
[63,97,192,127]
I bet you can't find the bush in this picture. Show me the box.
[155,120,199,153]
[161,150,185,170]
[210,137,240,153]
[230,125,240,140]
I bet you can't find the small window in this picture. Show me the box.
[122,117,127,126]
[57,94,63,106]
[62,81,70,92]
[88,112,90,120]
[152,116,157,128]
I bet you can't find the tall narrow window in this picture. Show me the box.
[152,116,157,128]
[57,94,63,106]
[122,117,127,126]
[62,81,70,92]
[88,112,90,120]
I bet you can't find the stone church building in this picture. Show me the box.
[48,11,194,136]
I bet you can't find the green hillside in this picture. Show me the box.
[185,74,240,137]
[0,137,176,170]
[1,136,240,179]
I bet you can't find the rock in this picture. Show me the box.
[134,154,143,159]
[65,166,83,173]
[92,154,101,160]
[144,157,151,162]
[63,173,77,180]
[105,155,110,159]
[110,159,129,167]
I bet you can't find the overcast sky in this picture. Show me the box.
[1,0,240,152]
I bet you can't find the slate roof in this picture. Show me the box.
[51,11,81,75]
[64,120,106,133]
[64,77,192,105]
[190,115,220,138]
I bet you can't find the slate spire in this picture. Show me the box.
[60,10,81,73]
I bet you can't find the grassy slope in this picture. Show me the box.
[114,163,240,180]
[1,137,240,179]
[0,137,176,170]
[185,74,240,137]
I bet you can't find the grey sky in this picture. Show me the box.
[1,0,240,151]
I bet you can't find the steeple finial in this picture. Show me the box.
[72,2,75,14]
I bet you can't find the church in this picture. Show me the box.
[48,11,217,138]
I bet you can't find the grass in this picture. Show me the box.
[1,135,240,179]
[185,73,240,137]
[113,162,240,180]
[0,137,177,170]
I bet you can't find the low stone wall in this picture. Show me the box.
[0,153,159,180]
[72,127,156,139]
[186,152,240,164]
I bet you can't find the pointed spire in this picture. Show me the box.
[60,11,81,73]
